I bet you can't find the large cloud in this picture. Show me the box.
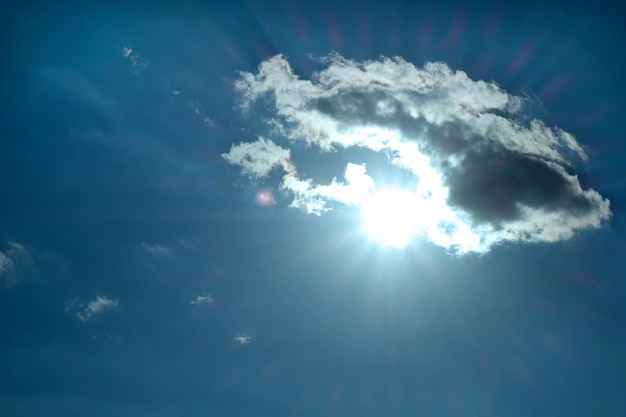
[223,54,610,253]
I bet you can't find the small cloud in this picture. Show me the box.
[234,334,251,345]
[65,295,119,322]
[189,293,213,305]
[222,137,294,179]
[0,252,15,275]
[178,239,192,250]
[203,117,214,127]
[172,89,181,96]
[64,298,82,313]
[187,100,201,115]
[141,242,169,256]
[0,242,29,286]
[122,46,147,74]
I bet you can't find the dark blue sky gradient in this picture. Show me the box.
[1,1,625,416]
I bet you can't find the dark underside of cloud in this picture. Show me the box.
[445,145,596,224]
[223,54,610,252]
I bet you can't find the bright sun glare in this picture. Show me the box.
[361,189,420,249]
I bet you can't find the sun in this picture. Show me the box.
[360,189,420,248]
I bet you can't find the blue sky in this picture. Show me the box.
[1,1,625,416]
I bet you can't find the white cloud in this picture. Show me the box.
[223,54,611,253]
[189,293,213,305]
[0,242,29,285]
[65,295,119,322]
[223,137,294,178]
[141,242,169,255]
[223,139,375,214]
[233,334,251,345]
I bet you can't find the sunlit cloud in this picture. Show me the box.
[65,295,119,322]
[223,53,610,253]
[223,137,293,178]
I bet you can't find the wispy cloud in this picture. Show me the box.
[0,242,29,286]
[121,46,147,74]
[178,239,192,250]
[65,295,119,322]
[141,242,170,256]
[189,293,213,305]
[223,54,611,253]
[91,331,122,345]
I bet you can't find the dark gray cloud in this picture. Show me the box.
[223,54,610,252]
[445,145,596,224]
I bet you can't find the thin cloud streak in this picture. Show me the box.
[141,242,170,256]
[65,295,119,322]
